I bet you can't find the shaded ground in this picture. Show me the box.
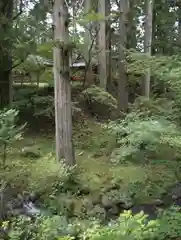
[4,119,177,206]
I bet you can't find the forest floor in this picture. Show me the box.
[7,119,177,208]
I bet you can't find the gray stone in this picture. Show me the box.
[154,199,164,206]
[107,206,119,216]
[101,195,113,208]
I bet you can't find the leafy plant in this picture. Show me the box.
[13,88,82,121]
[129,97,180,122]
[8,215,71,240]
[155,206,181,239]
[108,113,181,163]
[5,207,181,240]
[82,210,159,240]
[80,85,117,119]
[0,109,25,167]
[28,153,73,196]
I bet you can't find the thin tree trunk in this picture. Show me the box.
[178,5,181,45]
[84,0,94,86]
[106,0,112,93]
[117,0,129,114]
[142,0,153,98]
[127,0,137,49]
[0,0,13,108]
[53,0,75,166]
[98,0,107,90]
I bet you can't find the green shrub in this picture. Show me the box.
[13,93,81,122]
[157,206,181,239]
[82,210,159,240]
[129,97,180,123]
[28,153,73,196]
[83,208,181,240]
[79,85,117,119]
[0,153,73,198]
[0,109,25,167]
[5,208,181,239]
[7,215,71,240]
[108,113,181,163]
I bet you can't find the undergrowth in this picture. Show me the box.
[4,208,181,240]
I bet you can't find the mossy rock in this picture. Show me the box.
[87,204,106,220]
[89,192,102,205]
[79,85,117,119]
[101,189,133,210]
[20,147,41,159]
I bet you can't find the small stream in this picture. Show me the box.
[3,182,181,226]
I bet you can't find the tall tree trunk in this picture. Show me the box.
[0,0,13,108]
[127,0,137,49]
[53,0,75,166]
[151,1,156,55]
[106,0,112,93]
[117,0,129,114]
[142,0,153,98]
[98,0,107,90]
[84,0,94,86]
[178,4,181,46]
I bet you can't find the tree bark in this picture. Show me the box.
[178,4,181,46]
[142,0,153,98]
[127,0,137,49]
[98,0,107,90]
[53,0,75,166]
[117,0,129,114]
[0,0,13,108]
[106,0,112,93]
[84,0,94,86]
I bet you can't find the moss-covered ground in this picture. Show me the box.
[1,119,176,210]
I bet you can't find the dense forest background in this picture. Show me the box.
[2,0,181,239]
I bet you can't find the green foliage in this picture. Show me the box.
[102,189,133,209]
[74,120,116,156]
[82,210,158,240]
[157,206,181,239]
[80,86,117,119]
[129,97,180,122]
[0,109,25,167]
[6,207,181,240]
[83,208,181,240]
[37,41,53,60]
[81,86,117,108]
[108,111,181,163]
[40,68,53,83]
[8,215,71,240]
[28,153,73,196]
[13,87,81,120]
[0,153,73,198]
